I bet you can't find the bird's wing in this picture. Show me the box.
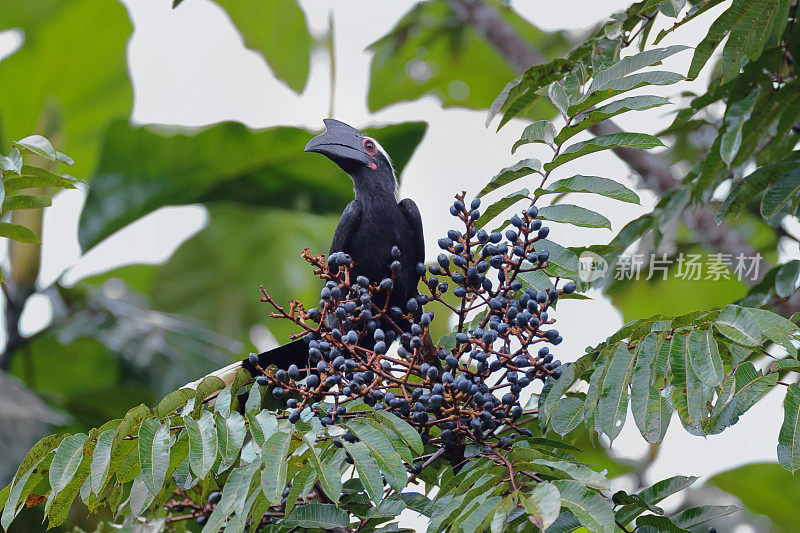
[330,200,362,254]
[398,198,425,266]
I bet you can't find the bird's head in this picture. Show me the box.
[305,119,396,194]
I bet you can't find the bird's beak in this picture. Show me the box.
[304,118,371,167]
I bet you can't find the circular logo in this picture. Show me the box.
[578,251,609,282]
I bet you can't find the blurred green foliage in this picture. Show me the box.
[708,462,800,531]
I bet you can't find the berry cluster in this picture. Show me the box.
[251,193,574,450]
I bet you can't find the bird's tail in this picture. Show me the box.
[242,339,307,375]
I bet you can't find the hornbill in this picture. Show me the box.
[241,119,424,374]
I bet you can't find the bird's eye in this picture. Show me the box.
[363,138,377,154]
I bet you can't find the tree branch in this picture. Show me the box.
[446,0,545,71]
[0,282,33,371]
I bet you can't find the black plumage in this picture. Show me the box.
[245,119,424,372]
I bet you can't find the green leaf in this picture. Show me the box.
[366,495,407,520]
[522,483,561,530]
[688,0,792,81]
[512,121,557,153]
[283,502,351,529]
[535,239,581,280]
[616,475,698,524]
[49,433,88,496]
[284,463,314,516]
[185,411,218,479]
[598,343,636,442]
[551,480,615,533]
[478,159,541,198]
[631,333,672,443]
[251,410,278,448]
[762,164,800,218]
[778,383,800,472]
[776,260,800,298]
[55,151,75,166]
[475,188,530,229]
[537,175,639,204]
[518,268,554,294]
[720,88,761,165]
[89,429,115,495]
[138,419,170,495]
[773,357,800,372]
[709,362,778,433]
[583,349,611,435]
[460,495,504,533]
[347,419,408,492]
[612,490,664,517]
[357,417,413,464]
[401,492,432,516]
[489,59,573,129]
[715,305,762,346]
[13,135,57,161]
[2,194,52,211]
[571,72,683,117]
[548,82,570,116]
[212,0,310,93]
[368,410,424,455]
[214,384,233,418]
[260,431,292,504]
[192,375,227,417]
[589,46,689,92]
[426,493,468,533]
[1,455,49,530]
[0,148,23,174]
[556,95,671,145]
[128,474,155,517]
[0,222,39,243]
[155,388,194,418]
[43,434,93,525]
[533,459,609,491]
[303,433,342,503]
[341,440,384,506]
[636,515,690,532]
[687,328,724,387]
[202,461,259,533]
[4,166,78,192]
[749,308,798,355]
[541,365,576,430]
[549,396,585,436]
[216,411,246,473]
[671,505,740,527]
[544,132,664,172]
[244,385,261,415]
[717,160,799,222]
[537,204,611,230]
[669,333,706,435]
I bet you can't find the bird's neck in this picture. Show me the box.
[351,167,398,206]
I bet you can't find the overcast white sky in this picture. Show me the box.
[1,0,792,527]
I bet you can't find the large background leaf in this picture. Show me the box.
[0,0,132,174]
[79,120,427,251]
[212,0,311,93]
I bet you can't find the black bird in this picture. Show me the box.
[243,119,424,372]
